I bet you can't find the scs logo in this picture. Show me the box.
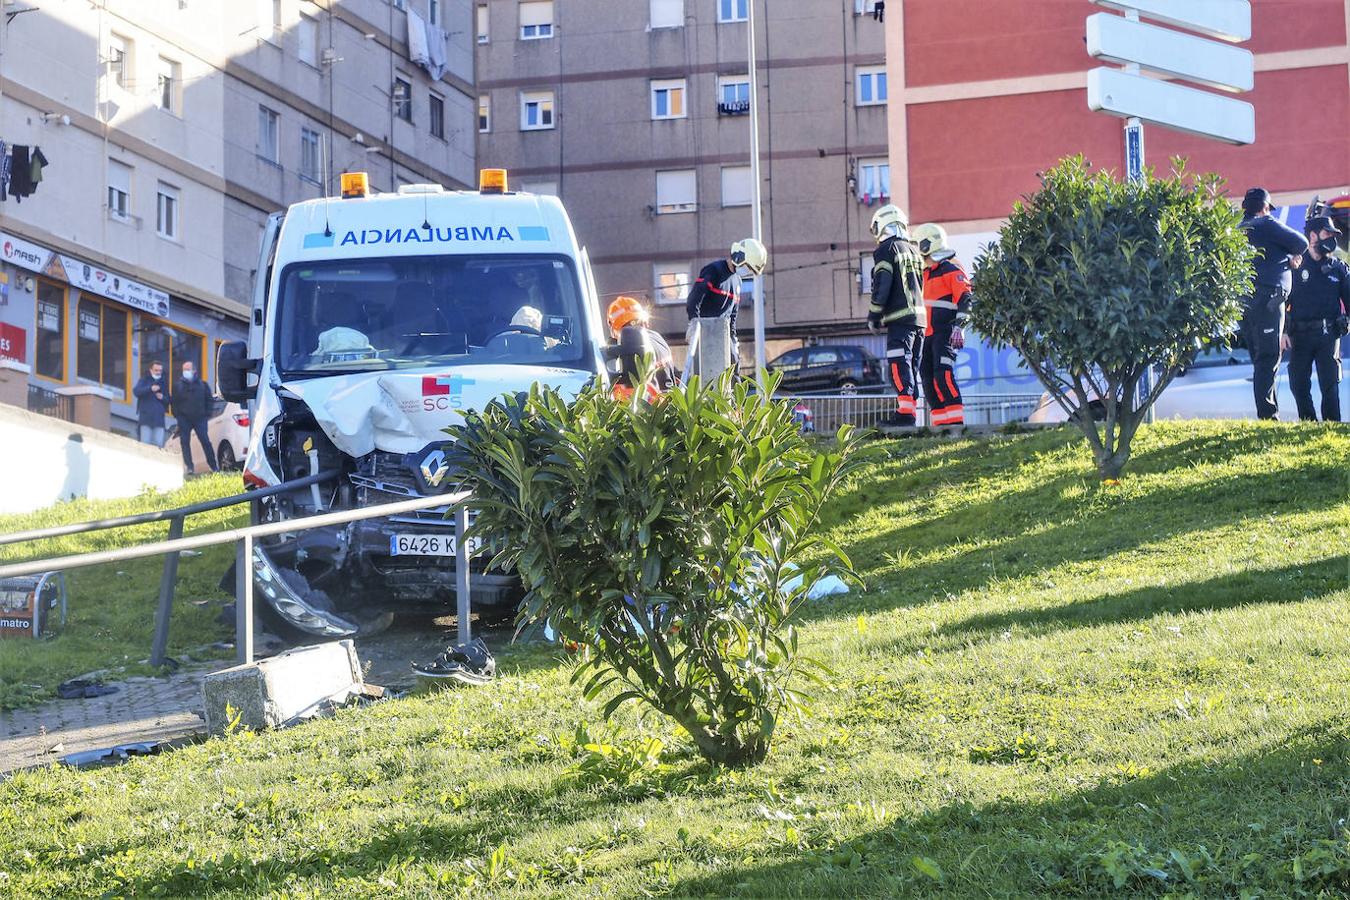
[421,374,477,411]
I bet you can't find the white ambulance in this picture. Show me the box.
[218,171,610,639]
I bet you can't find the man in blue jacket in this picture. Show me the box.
[132,360,170,446]
[1238,187,1308,419]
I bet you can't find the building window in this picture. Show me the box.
[651,79,687,120]
[429,0,440,26]
[300,127,321,183]
[856,65,887,106]
[478,95,491,132]
[139,318,205,388]
[718,76,749,115]
[476,3,489,42]
[858,252,875,295]
[520,1,554,39]
[656,169,696,214]
[651,0,683,28]
[393,77,412,122]
[429,93,445,139]
[258,105,280,162]
[35,280,66,382]
[721,165,752,207]
[257,0,281,41]
[76,296,130,399]
[718,0,747,23]
[653,263,691,305]
[298,14,319,67]
[857,157,890,202]
[738,275,759,307]
[521,91,554,130]
[156,57,180,114]
[107,34,131,89]
[107,160,131,221]
[156,183,179,240]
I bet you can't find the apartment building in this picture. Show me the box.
[0,0,475,436]
[883,1,1350,258]
[475,0,889,344]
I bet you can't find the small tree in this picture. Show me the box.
[444,376,867,767]
[971,157,1254,479]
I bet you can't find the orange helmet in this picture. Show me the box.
[607,296,648,334]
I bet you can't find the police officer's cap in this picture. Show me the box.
[1242,187,1273,215]
[1305,215,1343,236]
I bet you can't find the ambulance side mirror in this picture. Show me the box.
[217,341,260,404]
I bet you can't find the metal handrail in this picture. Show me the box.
[0,478,475,667]
[0,491,469,579]
[0,469,341,547]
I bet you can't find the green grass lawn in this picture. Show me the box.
[1,421,1348,898]
[0,475,243,710]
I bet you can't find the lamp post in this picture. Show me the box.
[747,0,767,384]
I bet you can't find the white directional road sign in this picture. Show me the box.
[1087,13,1253,92]
[1087,68,1255,145]
[1091,0,1251,42]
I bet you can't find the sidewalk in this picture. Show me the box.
[0,665,212,774]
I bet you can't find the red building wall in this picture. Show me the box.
[908,66,1350,223]
[897,0,1350,225]
[905,0,1347,85]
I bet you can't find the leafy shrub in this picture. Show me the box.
[971,157,1254,479]
[444,375,867,767]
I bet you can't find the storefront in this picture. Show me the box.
[0,228,246,436]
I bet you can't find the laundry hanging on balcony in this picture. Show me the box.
[407,8,447,81]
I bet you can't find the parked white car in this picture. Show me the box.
[1027,339,1350,423]
[206,398,249,470]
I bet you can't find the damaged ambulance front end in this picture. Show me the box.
[217,178,607,639]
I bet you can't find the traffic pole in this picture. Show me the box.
[1123,9,1155,425]
[747,0,767,385]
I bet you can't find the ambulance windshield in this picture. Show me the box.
[274,255,591,375]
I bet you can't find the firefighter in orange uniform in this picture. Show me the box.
[607,296,676,402]
[912,223,973,427]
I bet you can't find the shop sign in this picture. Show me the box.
[0,322,25,363]
[57,256,171,318]
[0,230,171,318]
[0,230,52,273]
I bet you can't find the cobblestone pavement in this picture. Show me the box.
[0,665,212,774]
[0,616,506,775]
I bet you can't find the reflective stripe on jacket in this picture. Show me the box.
[922,257,973,336]
[869,236,926,326]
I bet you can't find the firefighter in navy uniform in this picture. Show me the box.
[684,238,768,375]
[867,205,926,425]
[1283,215,1350,422]
[912,223,973,427]
[1238,187,1308,419]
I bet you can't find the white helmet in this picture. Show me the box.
[731,237,768,275]
[870,204,908,243]
[912,223,953,260]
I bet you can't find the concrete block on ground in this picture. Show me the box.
[202,639,363,735]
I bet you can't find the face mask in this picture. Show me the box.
[183,371,195,381]
[151,373,161,381]
[1317,237,1339,256]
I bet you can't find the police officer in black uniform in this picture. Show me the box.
[1283,215,1350,422]
[1238,188,1308,419]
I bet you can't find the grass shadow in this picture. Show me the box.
[890,557,1347,654]
[669,725,1350,897]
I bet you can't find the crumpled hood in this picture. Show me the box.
[280,365,592,456]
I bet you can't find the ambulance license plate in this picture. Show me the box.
[389,534,456,557]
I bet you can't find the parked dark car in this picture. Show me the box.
[767,345,884,394]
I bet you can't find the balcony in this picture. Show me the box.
[717,100,750,116]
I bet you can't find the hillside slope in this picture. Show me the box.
[1,422,1347,898]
